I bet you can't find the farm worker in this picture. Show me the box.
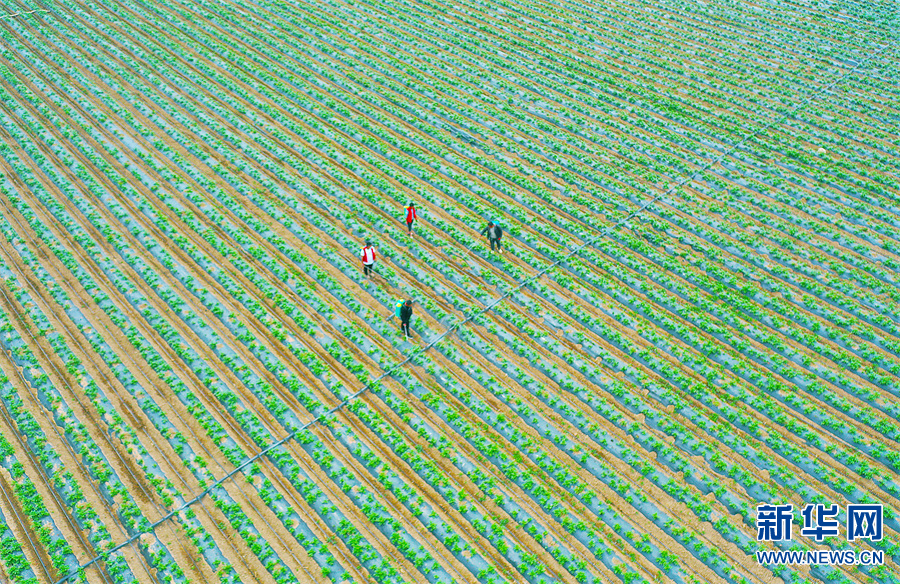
[360,240,376,277]
[405,202,418,234]
[480,221,503,253]
[399,300,413,338]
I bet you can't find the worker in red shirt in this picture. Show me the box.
[405,202,417,234]
[360,240,376,277]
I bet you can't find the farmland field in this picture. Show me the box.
[0,0,898,582]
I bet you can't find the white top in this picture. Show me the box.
[361,246,376,264]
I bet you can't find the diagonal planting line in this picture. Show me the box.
[51,31,897,584]
[0,9,50,19]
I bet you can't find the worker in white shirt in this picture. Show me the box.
[360,240,377,277]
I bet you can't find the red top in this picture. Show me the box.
[361,246,376,264]
[405,206,417,223]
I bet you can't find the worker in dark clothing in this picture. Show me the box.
[405,202,418,234]
[399,300,413,338]
[480,221,503,253]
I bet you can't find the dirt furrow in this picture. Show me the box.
[0,341,145,582]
